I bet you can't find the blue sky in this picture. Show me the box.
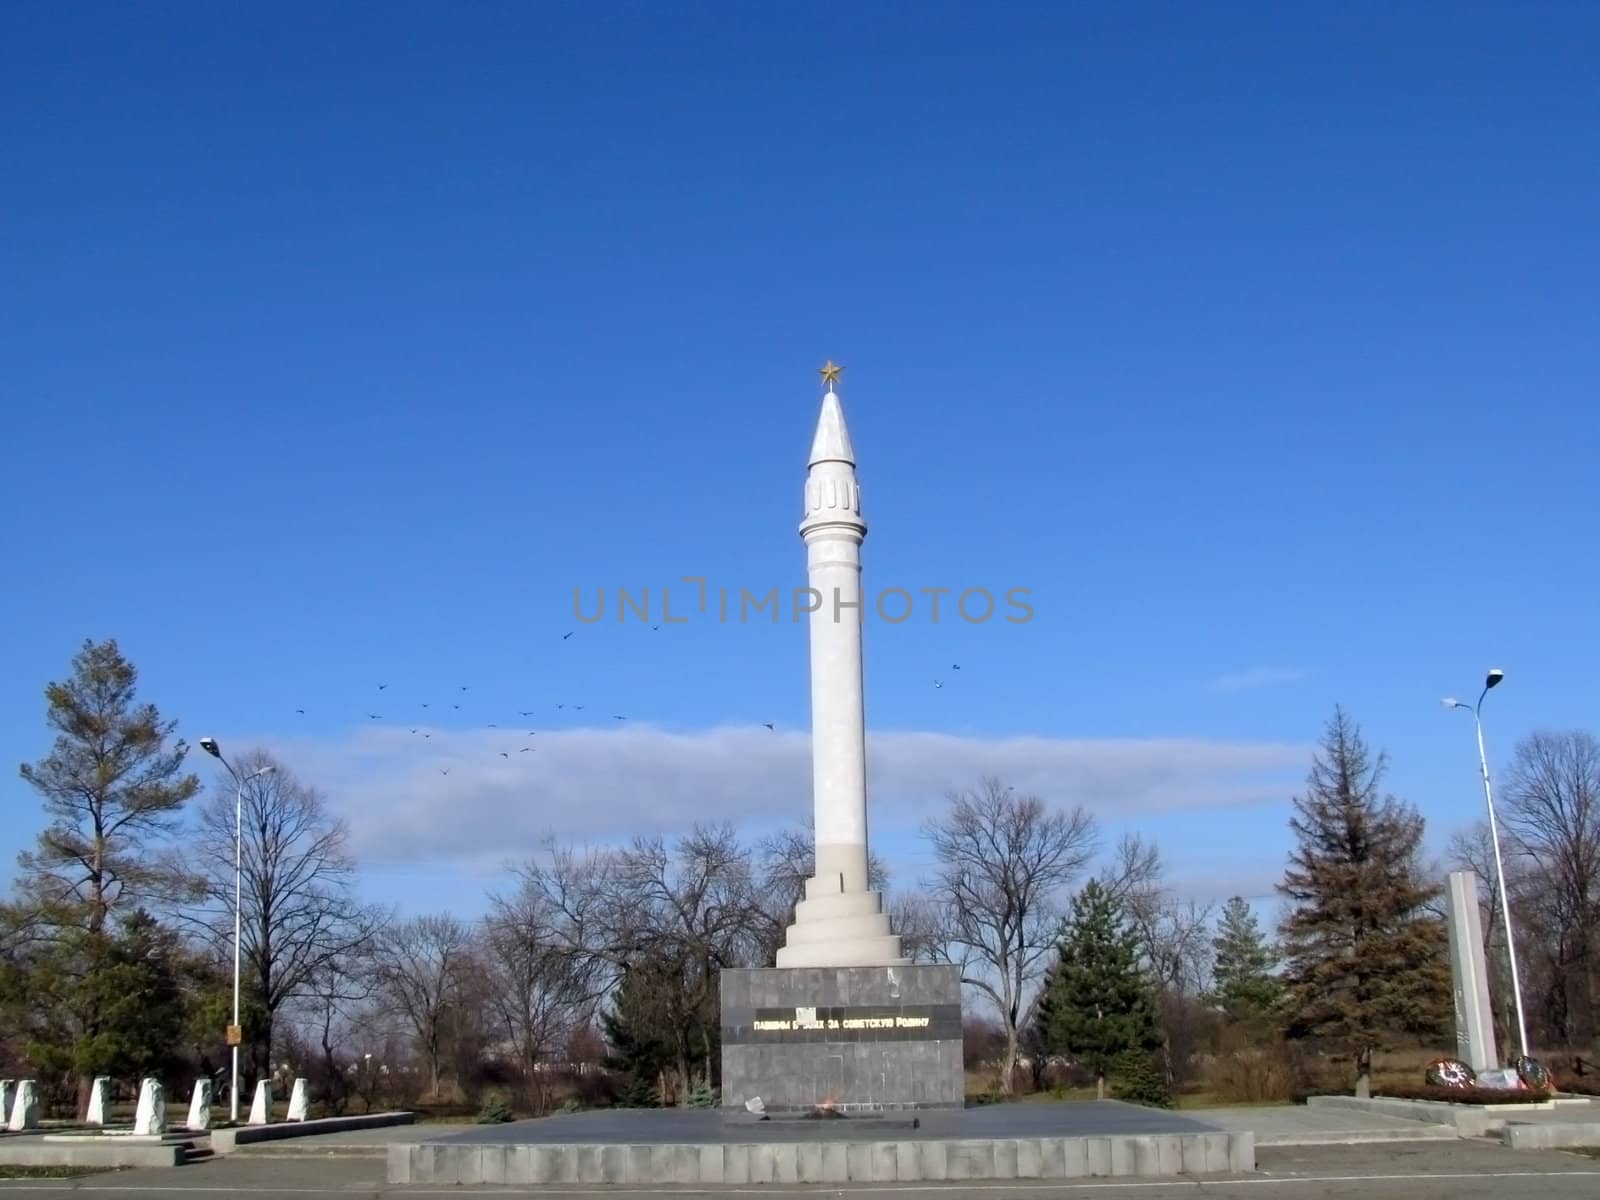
[3,3,1597,920]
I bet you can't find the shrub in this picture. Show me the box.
[1111,1051,1172,1109]
[686,1082,719,1109]
[556,1098,582,1114]
[475,1096,515,1124]
[1376,1084,1549,1105]
[1202,1048,1297,1104]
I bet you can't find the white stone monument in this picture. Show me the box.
[1446,870,1499,1073]
[85,1076,111,1125]
[7,1079,40,1131]
[186,1079,213,1131]
[247,1079,272,1125]
[133,1077,167,1135]
[286,1077,309,1121]
[774,364,906,968]
[0,1081,14,1129]
[719,364,963,1113]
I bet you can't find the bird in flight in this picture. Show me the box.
[410,728,418,734]
[460,685,470,691]
[499,751,509,758]
[439,768,450,776]
[556,704,565,710]
[423,733,432,739]
[563,631,574,640]
[421,703,430,709]
[295,708,305,715]
[368,713,383,719]
[452,704,461,710]
[378,683,388,690]
[612,715,627,721]
[573,705,585,711]
[520,747,534,753]
[952,663,961,670]
[933,680,943,689]
[519,710,535,717]
[763,723,775,731]
[488,723,498,729]
[651,624,661,631]
[527,731,537,737]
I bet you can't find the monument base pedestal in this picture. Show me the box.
[719,964,963,1113]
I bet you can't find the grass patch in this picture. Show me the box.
[0,1166,113,1179]
[1567,1147,1599,1160]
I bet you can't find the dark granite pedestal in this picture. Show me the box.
[719,964,963,1112]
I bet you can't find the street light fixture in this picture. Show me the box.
[198,736,276,1122]
[1441,668,1528,1062]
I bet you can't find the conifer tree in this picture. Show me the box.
[1207,897,1282,1021]
[18,638,199,932]
[1039,879,1161,1099]
[601,961,676,1106]
[1278,708,1450,1097]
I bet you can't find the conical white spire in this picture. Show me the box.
[808,388,856,467]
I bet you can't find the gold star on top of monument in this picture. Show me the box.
[818,360,844,390]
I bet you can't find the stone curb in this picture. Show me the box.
[387,1131,1254,1184]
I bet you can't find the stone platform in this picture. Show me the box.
[720,963,963,1111]
[0,1131,191,1169]
[387,1103,1254,1184]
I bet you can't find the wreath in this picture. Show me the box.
[1515,1056,1552,1093]
[1424,1057,1477,1089]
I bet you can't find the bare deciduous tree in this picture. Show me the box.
[514,824,767,1103]
[373,914,473,1098]
[187,751,387,1080]
[923,777,1098,1093]
[482,881,600,1112]
[1098,834,1213,1088]
[1501,730,1600,1046]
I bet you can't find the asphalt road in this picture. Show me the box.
[0,1141,1595,1198]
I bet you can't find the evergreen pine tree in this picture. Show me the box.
[1206,897,1282,1021]
[19,638,199,933]
[601,962,675,1107]
[17,638,199,1114]
[1040,880,1161,1099]
[1278,708,1451,1098]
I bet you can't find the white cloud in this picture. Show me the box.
[240,724,1309,872]
[1209,666,1310,694]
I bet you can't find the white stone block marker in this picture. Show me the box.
[247,1079,273,1125]
[7,1079,40,1131]
[775,364,906,968]
[85,1076,112,1125]
[186,1079,214,1132]
[133,1077,167,1136]
[0,1081,14,1129]
[1446,870,1500,1073]
[286,1077,309,1122]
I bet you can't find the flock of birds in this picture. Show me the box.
[290,629,967,769]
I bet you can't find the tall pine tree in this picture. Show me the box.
[1278,708,1450,1097]
[18,638,199,932]
[17,638,199,1114]
[1039,880,1161,1099]
[602,960,678,1107]
[1206,897,1281,1022]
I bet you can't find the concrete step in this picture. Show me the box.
[1258,1123,1459,1146]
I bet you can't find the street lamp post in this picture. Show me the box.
[1442,668,1530,1062]
[199,737,275,1123]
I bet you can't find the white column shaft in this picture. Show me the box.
[807,530,870,891]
